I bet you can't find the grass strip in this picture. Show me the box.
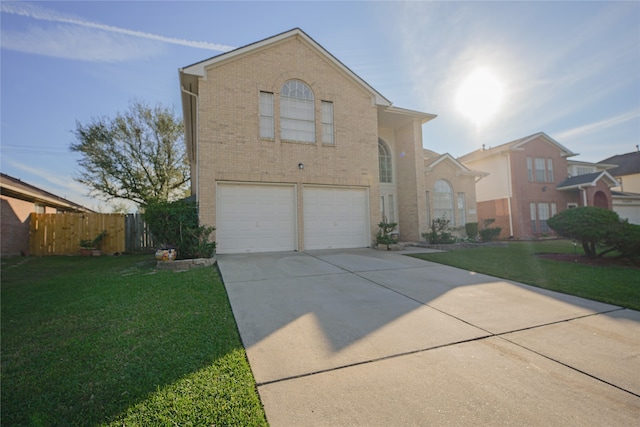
[410,240,639,311]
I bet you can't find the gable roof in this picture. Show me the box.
[424,152,488,179]
[458,132,578,163]
[598,151,640,176]
[556,171,618,190]
[0,173,92,212]
[180,28,391,107]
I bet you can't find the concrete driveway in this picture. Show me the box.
[217,248,640,426]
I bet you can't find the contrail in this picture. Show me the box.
[1,2,234,52]
[555,109,640,140]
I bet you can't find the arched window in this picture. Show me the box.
[434,179,454,225]
[378,139,392,183]
[280,80,315,142]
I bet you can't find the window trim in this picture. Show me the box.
[280,79,315,143]
[378,139,393,183]
[259,91,274,140]
[321,100,334,145]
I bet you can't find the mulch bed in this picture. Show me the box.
[537,253,640,269]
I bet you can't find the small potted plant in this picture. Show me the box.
[79,231,107,256]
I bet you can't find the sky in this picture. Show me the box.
[1,1,639,212]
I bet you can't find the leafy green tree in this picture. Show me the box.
[547,206,622,257]
[70,101,189,207]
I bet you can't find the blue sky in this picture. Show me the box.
[1,1,639,211]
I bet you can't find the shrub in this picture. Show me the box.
[547,206,623,258]
[422,216,456,244]
[479,218,501,242]
[143,199,216,259]
[465,222,478,240]
[606,220,640,260]
[376,220,398,249]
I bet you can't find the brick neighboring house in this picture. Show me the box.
[598,150,640,224]
[458,132,618,239]
[1,173,92,256]
[178,28,448,253]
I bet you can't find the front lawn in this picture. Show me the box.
[410,239,639,311]
[1,255,267,426]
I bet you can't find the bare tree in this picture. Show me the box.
[70,101,189,207]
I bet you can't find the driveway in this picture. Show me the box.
[217,248,640,426]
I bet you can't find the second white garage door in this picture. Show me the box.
[303,187,370,250]
[217,183,296,254]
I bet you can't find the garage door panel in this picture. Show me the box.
[303,187,369,250]
[217,184,296,254]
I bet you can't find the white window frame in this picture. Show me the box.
[527,157,533,182]
[434,179,455,226]
[547,158,554,183]
[378,140,393,183]
[457,192,466,226]
[321,101,334,145]
[535,157,546,182]
[259,91,274,139]
[280,80,315,143]
[530,202,537,233]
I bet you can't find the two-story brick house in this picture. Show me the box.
[458,132,617,239]
[179,28,442,253]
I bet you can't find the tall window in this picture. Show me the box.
[425,191,431,226]
[259,91,274,139]
[280,80,315,142]
[457,193,466,226]
[535,158,546,182]
[538,203,550,233]
[547,158,554,182]
[530,202,537,233]
[378,139,392,183]
[434,179,454,225]
[321,101,334,144]
[527,157,533,182]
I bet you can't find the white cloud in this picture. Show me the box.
[554,110,640,141]
[0,1,234,62]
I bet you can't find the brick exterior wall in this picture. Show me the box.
[194,36,399,249]
[1,196,32,256]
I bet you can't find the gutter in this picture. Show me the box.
[181,85,199,204]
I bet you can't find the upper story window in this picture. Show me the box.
[280,80,315,143]
[321,101,334,145]
[259,91,274,139]
[378,139,392,183]
[527,156,554,182]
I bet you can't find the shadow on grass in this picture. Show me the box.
[1,255,266,426]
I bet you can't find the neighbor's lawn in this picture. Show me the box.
[1,255,267,426]
[410,239,640,311]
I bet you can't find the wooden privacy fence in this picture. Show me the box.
[124,213,156,252]
[30,213,126,256]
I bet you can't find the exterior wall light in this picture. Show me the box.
[298,163,304,170]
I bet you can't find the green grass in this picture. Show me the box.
[410,240,640,311]
[1,255,267,426]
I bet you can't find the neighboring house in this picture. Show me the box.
[179,28,442,253]
[1,173,92,256]
[423,149,486,233]
[458,132,618,239]
[598,150,640,224]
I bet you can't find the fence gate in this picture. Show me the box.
[124,213,156,252]
[30,213,125,256]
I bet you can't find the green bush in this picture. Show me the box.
[422,216,456,244]
[465,222,478,239]
[376,220,398,248]
[606,220,640,259]
[479,218,501,242]
[143,199,216,259]
[547,206,621,258]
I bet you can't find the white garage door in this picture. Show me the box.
[614,204,640,225]
[303,187,370,250]
[217,184,296,254]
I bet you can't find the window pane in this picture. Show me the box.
[259,92,274,139]
[434,180,454,225]
[538,203,550,233]
[280,80,315,142]
[457,193,466,226]
[530,202,537,233]
[388,195,395,223]
[535,158,546,182]
[378,140,392,183]
[322,101,334,144]
[425,191,431,226]
[547,158,554,182]
[527,157,533,182]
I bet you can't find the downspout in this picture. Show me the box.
[578,185,587,206]
[181,85,199,203]
[505,153,514,237]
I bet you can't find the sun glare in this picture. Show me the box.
[456,68,504,128]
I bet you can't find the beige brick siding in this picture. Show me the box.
[1,196,32,256]
[195,36,381,249]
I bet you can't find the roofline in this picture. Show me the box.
[1,173,93,212]
[425,153,488,177]
[556,171,619,190]
[179,28,391,107]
